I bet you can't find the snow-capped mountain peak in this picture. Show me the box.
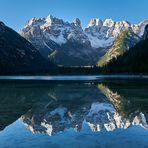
[46,14,53,23]
[20,15,148,49]
[85,18,148,48]
[103,18,115,27]
[20,15,89,46]
[20,15,100,66]
[87,18,103,27]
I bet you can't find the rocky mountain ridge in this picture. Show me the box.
[20,15,99,66]
[85,18,147,48]
[20,15,148,66]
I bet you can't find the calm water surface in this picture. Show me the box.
[0,78,148,148]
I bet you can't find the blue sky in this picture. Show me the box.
[0,0,148,31]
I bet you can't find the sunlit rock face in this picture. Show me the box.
[20,15,90,46]
[85,19,148,49]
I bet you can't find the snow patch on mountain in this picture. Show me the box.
[87,34,115,48]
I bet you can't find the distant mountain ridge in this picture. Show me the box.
[85,19,147,48]
[20,15,148,66]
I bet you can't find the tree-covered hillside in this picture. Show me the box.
[101,37,148,73]
[97,30,140,67]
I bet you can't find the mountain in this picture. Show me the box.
[85,19,147,49]
[20,15,100,66]
[101,25,148,73]
[0,21,55,74]
[20,15,148,66]
[97,30,140,67]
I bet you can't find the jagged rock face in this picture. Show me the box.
[87,18,103,28]
[20,15,90,46]
[143,24,148,40]
[20,15,100,66]
[0,21,55,74]
[20,15,148,66]
[85,19,148,49]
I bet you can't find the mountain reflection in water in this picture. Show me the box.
[0,80,147,138]
[19,82,148,136]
